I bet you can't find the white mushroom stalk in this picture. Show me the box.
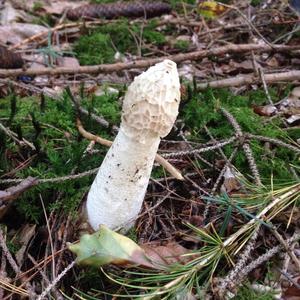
[87,60,181,231]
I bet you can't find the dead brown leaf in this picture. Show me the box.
[141,241,191,266]
[221,167,242,194]
[282,276,300,300]
[16,224,36,266]
[253,104,277,117]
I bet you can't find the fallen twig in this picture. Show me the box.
[0,122,36,151]
[234,231,300,289]
[10,20,117,50]
[161,136,237,158]
[0,229,36,298]
[270,227,300,273]
[217,227,260,297]
[76,119,184,180]
[0,177,38,202]
[28,255,63,300]
[36,260,76,300]
[0,168,99,184]
[221,108,262,186]
[1,44,300,77]
[247,134,300,154]
[197,70,300,90]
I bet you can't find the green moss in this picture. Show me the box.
[74,32,115,65]
[32,1,44,11]
[170,0,196,9]
[151,166,166,179]
[233,284,276,300]
[32,13,55,27]
[126,227,138,243]
[174,40,189,51]
[250,0,262,6]
[181,88,299,183]
[74,21,136,65]
[0,89,121,222]
[6,239,20,255]
[140,21,166,46]
[74,20,167,65]
[89,93,121,124]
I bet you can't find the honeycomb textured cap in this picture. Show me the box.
[121,60,181,144]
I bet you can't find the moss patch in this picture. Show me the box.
[73,20,167,65]
[181,88,300,183]
[0,90,120,223]
[233,284,276,300]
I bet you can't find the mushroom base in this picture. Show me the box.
[86,129,160,231]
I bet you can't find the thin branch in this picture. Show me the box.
[0,229,20,274]
[203,148,238,221]
[235,231,300,287]
[197,70,300,90]
[247,134,300,154]
[276,267,300,290]
[221,108,262,186]
[270,227,300,273]
[36,260,76,300]
[0,177,38,202]
[28,255,63,300]
[221,3,272,47]
[76,118,184,180]
[161,136,237,158]
[0,228,36,298]
[0,122,36,150]
[39,194,56,282]
[218,227,260,297]
[258,67,274,105]
[0,168,99,184]
[1,44,300,77]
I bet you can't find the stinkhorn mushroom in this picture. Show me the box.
[86,60,181,231]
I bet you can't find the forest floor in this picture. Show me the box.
[0,0,300,299]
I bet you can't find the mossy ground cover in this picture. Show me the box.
[0,0,299,298]
[1,85,298,223]
[0,90,120,223]
[74,20,178,65]
[233,284,276,300]
[182,87,300,183]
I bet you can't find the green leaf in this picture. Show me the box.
[198,1,226,19]
[68,225,153,268]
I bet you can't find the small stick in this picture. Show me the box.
[0,228,36,298]
[220,108,262,186]
[28,255,63,300]
[39,194,56,281]
[197,70,300,90]
[161,136,237,158]
[0,168,99,184]
[0,177,38,202]
[0,122,36,150]
[270,227,300,273]
[36,260,76,300]
[258,67,274,105]
[234,231,300,288]
[76,119,184,180]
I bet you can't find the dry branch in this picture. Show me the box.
[0,177,38,202]
[1,44,300,77]
[76,119,184,180]
[197,70,300,90]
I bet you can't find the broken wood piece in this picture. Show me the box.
[0,177,38,202]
